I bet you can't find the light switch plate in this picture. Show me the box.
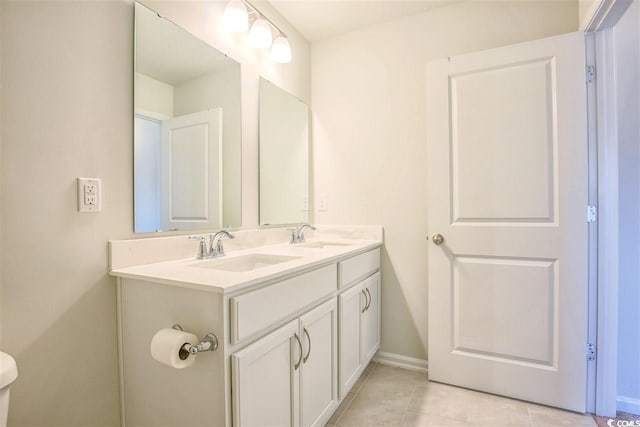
[319,196,328,212]
[78,177,101,212]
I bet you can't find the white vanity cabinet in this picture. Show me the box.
[232,298,338,427]
[111,234,382,427]
[337,250,381,398]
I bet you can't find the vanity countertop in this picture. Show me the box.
[110,234,382,294]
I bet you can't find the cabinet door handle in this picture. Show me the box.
[294,333,303,370]
[365,288,372,311]
[303,328,311,363]
[361,289,368,313]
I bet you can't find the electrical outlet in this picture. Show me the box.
[78,177,101,212]
[302,196,309,211]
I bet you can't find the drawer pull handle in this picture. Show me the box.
[361,290,368,313]
[365,288,372,311]
[303,328,311,363]
[294,333,303,370]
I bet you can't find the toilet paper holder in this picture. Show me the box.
[172,324,218,360]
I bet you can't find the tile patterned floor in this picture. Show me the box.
[326,362,626,427]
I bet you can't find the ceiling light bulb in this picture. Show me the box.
[223,0,248,32]
[248,18,273,48]
[271,36,292,63]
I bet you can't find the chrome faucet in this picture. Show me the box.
[209,230,235,258]
[188,236,208,260]
[289,224,316,244]
[189,230,235,259]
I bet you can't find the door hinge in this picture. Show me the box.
[587,343,596,361]
[587,205,597,223]
[586,65,596,83]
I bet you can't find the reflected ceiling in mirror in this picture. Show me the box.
[259,78,310,226]
[134,2,242,233]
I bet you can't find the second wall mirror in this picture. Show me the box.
[259,78,310,226]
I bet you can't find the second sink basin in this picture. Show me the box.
[191,254,301,273]
[297,241,353,249]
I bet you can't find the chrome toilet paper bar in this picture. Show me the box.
[172,324,218,360]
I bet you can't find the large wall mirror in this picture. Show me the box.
[259,78,310,226]
[134,2,242,233]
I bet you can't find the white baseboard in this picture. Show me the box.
[372,351,428,374]
[617,395,640,415]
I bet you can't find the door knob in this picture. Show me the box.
[432,234,445,245]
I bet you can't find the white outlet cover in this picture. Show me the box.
[77,177,101,212]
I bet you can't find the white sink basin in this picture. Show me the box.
[191,254,301,272]
[297,241,353,249]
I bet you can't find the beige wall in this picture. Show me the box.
[311,0,579,359]
[0,0,3,351]
[0,1,309,426]
[135,72,174,119]
[579,0,598,29]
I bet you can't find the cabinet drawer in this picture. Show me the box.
[338,248,380,289]
[231,264,337,344]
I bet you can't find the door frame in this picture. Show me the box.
[583,0,632,417]
[422,11,626,415]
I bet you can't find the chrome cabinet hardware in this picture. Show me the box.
[361,288,372,313]
[432,234,445,245]
[303,328,311,363]
[294,333,303,370]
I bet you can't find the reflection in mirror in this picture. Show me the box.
[259,78,310,226]
[134,2,242,233]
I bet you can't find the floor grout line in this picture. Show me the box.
[332,362,375,426]
[399,382,419,426]
[333,362,611,427]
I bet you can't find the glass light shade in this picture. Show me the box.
[271,36,292,63]
[248,19,273,48]
[223,0,248,32]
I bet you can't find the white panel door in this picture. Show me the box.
[361,272,380,364]
[338,282,364,398]
[299,299,338,427]
[161,108,222,231]
[427,32,588,412]
[232,319,300,427]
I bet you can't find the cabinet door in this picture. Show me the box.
[232,319,301,427]
[338,281,365,398]
[361,272,380,364]
[299,299,338,427]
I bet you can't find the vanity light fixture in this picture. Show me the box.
[271,36,292,63]
[223,0,249,32]
[248,18,273,48]
[223,0,292,63]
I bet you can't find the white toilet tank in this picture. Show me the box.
[0,352,17,427]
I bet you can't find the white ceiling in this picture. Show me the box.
[267,0,461,42]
